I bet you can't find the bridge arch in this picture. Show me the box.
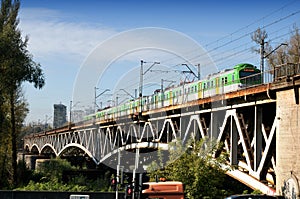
[57,143,97,164]
[40,143,58,156]
[31,144,41,154]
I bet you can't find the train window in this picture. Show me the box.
[195,85,197,92]
[203,82,206,89]
[211,80,214,88]
[191,86,194,93]
[225,77,228,84]
[232,74,235,83]
[188,87,190,93]
[207,82,210,88]
[184,88,187,94]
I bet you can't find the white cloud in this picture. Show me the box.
[18,7,118,123]
[19,8,116,61]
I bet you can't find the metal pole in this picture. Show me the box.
[139,60,144,98]
[69,100,72,124]
[139,60,144,114]
[260,39,265,83]
[197,63,201,80]
[116,147,120,199]
[94,87,97,113]
[132,148,140,199]
[161,79,164,107]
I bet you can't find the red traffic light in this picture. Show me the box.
[127,187,132,195]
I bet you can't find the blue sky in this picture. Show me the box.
[19,0,300,124]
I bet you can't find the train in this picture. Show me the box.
[84,63,261,121]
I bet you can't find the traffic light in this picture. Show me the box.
[137,173,150,196]
[111,177,117,191]
[125,184,133,199]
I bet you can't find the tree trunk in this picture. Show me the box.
[10,90,17,187]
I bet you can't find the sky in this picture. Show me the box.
[18,0,300,124]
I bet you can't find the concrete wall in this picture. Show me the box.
[276,87,300,198]
[0,191,123,199]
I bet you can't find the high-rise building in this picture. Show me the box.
[53,103,67,128]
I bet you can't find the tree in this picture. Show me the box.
[147,139,233,198]
[251,26,300,71]
[0,0,45,187]
[287,26,300,63]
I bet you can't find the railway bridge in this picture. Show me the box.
[23,63,300,197]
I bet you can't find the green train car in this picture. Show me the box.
[86,63,261,122]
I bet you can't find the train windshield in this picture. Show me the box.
[239,69,261,84]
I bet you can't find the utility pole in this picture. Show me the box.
[196,63,201,81]
[94,88,110,112]
[69,100,72,128]
[261,42,288,83]
[260,38,265,83]
[139,60,144,99]
[182,63,200,80]
[139,60,160,113]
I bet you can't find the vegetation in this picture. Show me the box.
[252,26,300,70]
[0,0,45,188]
[16,158,111,191]
[147,139,251,199]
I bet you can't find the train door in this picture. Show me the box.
[198,82,202,99]
[169,91,173,105]
[216,77,220,94]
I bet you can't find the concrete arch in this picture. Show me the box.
[57,143,97,164]
[31,144,41,154]
[40,143,58,156]
[98,142,169,164]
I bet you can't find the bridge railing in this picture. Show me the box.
[274,62,300,81]
[243,63,300,86]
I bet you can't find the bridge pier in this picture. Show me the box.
[22,154,48,170]
[276,87,300,198]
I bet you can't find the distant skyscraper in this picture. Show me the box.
[53,103,67,128]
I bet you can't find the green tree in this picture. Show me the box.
[0,0,45,187]
[147,139,232,198]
